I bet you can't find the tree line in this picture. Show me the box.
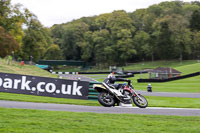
[51,1,200,66]
[1,0,200,67]
[0,0,62,62]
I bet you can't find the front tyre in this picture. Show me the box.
[98,92,115,107]
[133,94,148,108]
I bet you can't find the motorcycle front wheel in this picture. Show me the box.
[133,94,148,108]
[98,92,115,107]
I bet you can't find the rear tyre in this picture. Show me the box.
[98,92,115,107]
[133,94,148,108]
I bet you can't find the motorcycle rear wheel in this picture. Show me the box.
[133,94,148,108]
[98,92,115,107]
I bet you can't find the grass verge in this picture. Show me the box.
[146,96,200,108]
[0,92,100,106]
[0,107,199,133]
[0,92,200,108]
[132,75,200,93]
[0,58,57,78]
[86,62,200,93]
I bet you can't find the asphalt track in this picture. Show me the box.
[0,100,200,116]
[1,74,199,116]
[137,90,200,98]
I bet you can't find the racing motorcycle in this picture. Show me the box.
[93,82,148,108]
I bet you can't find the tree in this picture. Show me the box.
[133,31,150,60]
[93,29,113,66]
[129,9,146,31]
[117,29,136,64]
[158,1,184,15]
[0,0,25,58]
[153,18,174,61]
[192,31,200,60]
[95,13,111,30]
[106,10,136,64]
[51,24,64,47]
[61,22,89,60]
[0,0,12,31]
[44,44,63,60]
[182,3,200,19]
[0,1,24,42]
[80,31,94,62]
[49,1,200,64]
[190,9,200,31]
[0,26,19,57]
[106,10,135,39]
[22,17,53,61]
[167,14,192,63]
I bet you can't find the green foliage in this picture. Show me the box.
[61,22,89,60]
[190,9,200,31]
[1,0,200,64]
[22,19,53,61]
[192,31,200,59]
[93,29,113,65]
[0,58,57,78]
[0,0,24,58]
[50,1,200,66]
[0,26,19,57]
[44,44,63,60]
[0,0,58,61]
[80,31,94,62]
[155,18,174,60]
[133,31,150,60]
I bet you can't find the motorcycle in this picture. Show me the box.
[93,82,148,108]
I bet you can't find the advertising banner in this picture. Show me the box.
[0,72,89,100]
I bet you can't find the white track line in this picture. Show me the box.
[115,106,200,110]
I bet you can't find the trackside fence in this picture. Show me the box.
[138,72,200,83]
[88,81,101,100]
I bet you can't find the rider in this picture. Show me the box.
[103,71,131,93]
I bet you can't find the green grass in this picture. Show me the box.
[175,63,200,75]
[0,58,57,78]
[85,61,200,93]
[89,74,200,93]
[131,75,200,93]
[0,92,100,106]
[53,60,198,72]
[0,58,200,108]
[1,92,200,108]
[1,58,198,93]
[132,62,200,93]
[123,60,198,71]
[146,96,200,108]
[0,107,199,133]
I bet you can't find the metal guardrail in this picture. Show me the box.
[88,81,101,100]
[138,72,200,83]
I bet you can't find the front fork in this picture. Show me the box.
[132,89,145,102]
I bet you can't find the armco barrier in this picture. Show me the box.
[50,71,147,75]
[88,81,100,100]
